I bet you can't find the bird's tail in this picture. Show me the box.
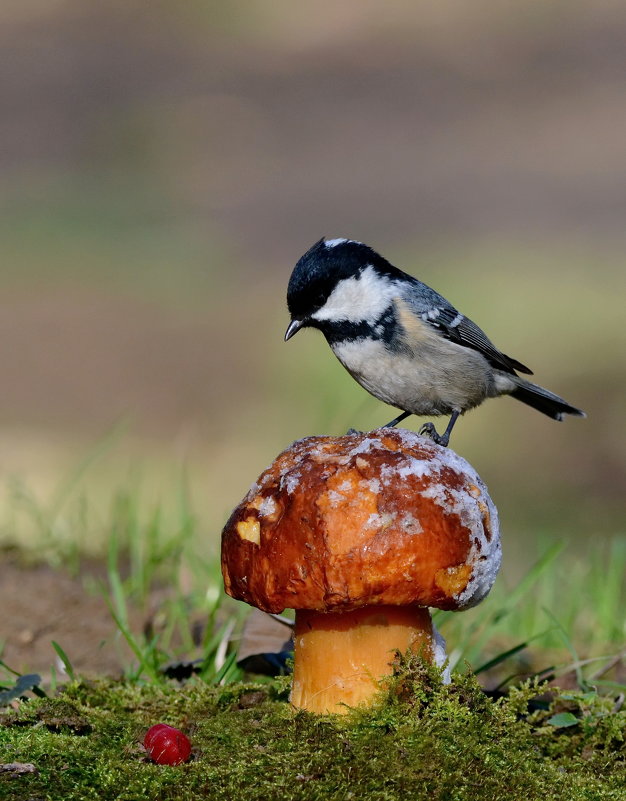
[509,377,586,421]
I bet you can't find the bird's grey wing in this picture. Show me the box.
[420,305,533,375]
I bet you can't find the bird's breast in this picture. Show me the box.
[331,333,494,416]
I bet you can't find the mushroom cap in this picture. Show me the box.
[221,428,501,615]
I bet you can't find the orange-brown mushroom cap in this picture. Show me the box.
[221,428,500,615]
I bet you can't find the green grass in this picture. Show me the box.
[1,659,625,801]
[94,483,244,687]
[0,444,245,688]
[434,538,626,689]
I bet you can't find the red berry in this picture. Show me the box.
[144,724,171,750]
[144,724,191,765]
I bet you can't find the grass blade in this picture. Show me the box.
[51,641,76,682]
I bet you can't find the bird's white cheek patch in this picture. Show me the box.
[312,266,397,323]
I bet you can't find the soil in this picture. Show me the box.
[0,555,139,680]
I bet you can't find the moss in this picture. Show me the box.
[1,661,624,801]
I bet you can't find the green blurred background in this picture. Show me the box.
[1,0,624,572]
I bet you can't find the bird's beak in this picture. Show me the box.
[285,318,304,342]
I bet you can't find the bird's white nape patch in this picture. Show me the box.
[324,238,352,248]
[311,264,397,324]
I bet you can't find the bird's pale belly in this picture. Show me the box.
[331,337,495,416]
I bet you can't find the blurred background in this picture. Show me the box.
[1,0,624,572]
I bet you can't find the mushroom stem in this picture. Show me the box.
[290,605,435,714]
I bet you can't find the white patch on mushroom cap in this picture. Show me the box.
[258,496,278,518]
[383,428,502,609]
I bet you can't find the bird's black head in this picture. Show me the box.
[286,238,401,334]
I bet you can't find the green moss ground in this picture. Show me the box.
[1,661,625,801]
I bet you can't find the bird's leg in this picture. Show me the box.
[419,410,461,447]
[348,409,411,435]
[382,410,412,428]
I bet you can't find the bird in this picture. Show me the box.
[285,237,585,446]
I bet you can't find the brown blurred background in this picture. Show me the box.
[0,0,624,566]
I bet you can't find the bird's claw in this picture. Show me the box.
[346,428,362,435]
[418,422,449,447]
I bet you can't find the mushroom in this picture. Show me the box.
[221,428,501,714]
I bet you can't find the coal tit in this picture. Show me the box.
[285,237,585,445]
